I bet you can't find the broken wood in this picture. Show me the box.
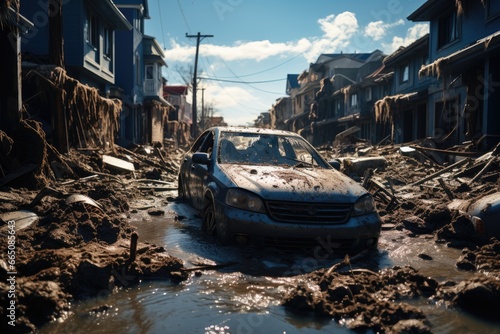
[409,158,471,187]
[469,156,498,184]
[365,178,399,211]
[437,178,454,200]
[115,144,174,173]
[410,145,484,157]
[102,154,136,172]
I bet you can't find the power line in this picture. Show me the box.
[198,77,285,84]
[176,0,191,34]
[156,0,166,47]
[219,52,305,78]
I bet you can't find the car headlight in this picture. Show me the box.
[352,195,376,216]
[226,189,266,213]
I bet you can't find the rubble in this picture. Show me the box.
[2,122,500,332]
[282,137,500,331]
[0,126,188,332]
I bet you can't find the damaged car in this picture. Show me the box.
[178,127,382,253]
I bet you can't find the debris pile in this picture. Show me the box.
[283,137,500,331]
[0,125,187,333]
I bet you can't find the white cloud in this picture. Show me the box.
[163,12,358,65]
[383,23,429,53]
[365,19,405,41]
[302,12,359,62]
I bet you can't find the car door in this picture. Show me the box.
[190,131,215,210]
[181,132,209,202]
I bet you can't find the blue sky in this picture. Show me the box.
[145,0,429,126]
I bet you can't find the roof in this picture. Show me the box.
[114,0,150,19]
[143,35,166,66]
[317,52,373,64]
[93,0,133,30]
[164,85,188,95]
[383,34,429,66]
[408,0,451,21]
[419,30,500,78]
[287,74,299,89]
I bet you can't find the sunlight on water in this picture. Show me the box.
[39,201,499,334]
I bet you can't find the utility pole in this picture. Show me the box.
[186,32,213,138]
[201,87,205,131]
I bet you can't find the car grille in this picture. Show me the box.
[266,201,352,224]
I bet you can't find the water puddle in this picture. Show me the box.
[40,198,500,333]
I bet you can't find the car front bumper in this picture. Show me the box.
[217,200,382,250]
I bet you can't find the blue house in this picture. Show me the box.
[20,0,132,90]
[409,0,500,149]
[114,0,172,146]
[19,0,132,151]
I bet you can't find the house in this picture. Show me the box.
[409,0,500,150]
[374,34,430,144]
[114,0,172,146]
[21,0,132,90]
[270,97,293,130]
[142,35,172,144]
[163,85,191,147]
[19,0,132,151]
[288,50,385,146]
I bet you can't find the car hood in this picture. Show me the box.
[219,164,366,203]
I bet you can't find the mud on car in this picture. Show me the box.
[178,127,382,253]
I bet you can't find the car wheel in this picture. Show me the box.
[215,216,231,246]
[202,203,216,234]
[177,176,186,199]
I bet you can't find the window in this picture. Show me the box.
[146,64,154,80]
[350,93,358,108]
[438,11,459,48]
[400,64,409,83]
[104,27,112,58]
[87,11,98,48]
[135,54,141,83]
[365,87,372,102]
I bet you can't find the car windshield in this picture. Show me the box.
[218,131,330,168]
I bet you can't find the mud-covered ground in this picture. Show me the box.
[1,124,500,333]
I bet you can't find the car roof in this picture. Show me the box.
[208,126,301,137]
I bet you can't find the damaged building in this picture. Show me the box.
[271,0,500,152]
[1,0,182,154]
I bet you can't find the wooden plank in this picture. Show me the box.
[102,154,135,172]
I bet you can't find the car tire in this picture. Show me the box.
[202,203,216,234]
[177,176,186,199]
[215,216,231,246]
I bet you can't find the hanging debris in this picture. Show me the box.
[374,93,417,124]
[455,0,485,16]
[27,65,122,151]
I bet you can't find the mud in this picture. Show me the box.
[282,142,500,331]
[0,128,187,333]
[1,127,500,333]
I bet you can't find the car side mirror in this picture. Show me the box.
[329,159,341,171]
[192,152,210,165]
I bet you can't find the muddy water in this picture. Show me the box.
[40,195,500,334]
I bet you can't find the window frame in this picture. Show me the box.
[437,10,460,50]
[87,10,98,49]
[103,26,113,59]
